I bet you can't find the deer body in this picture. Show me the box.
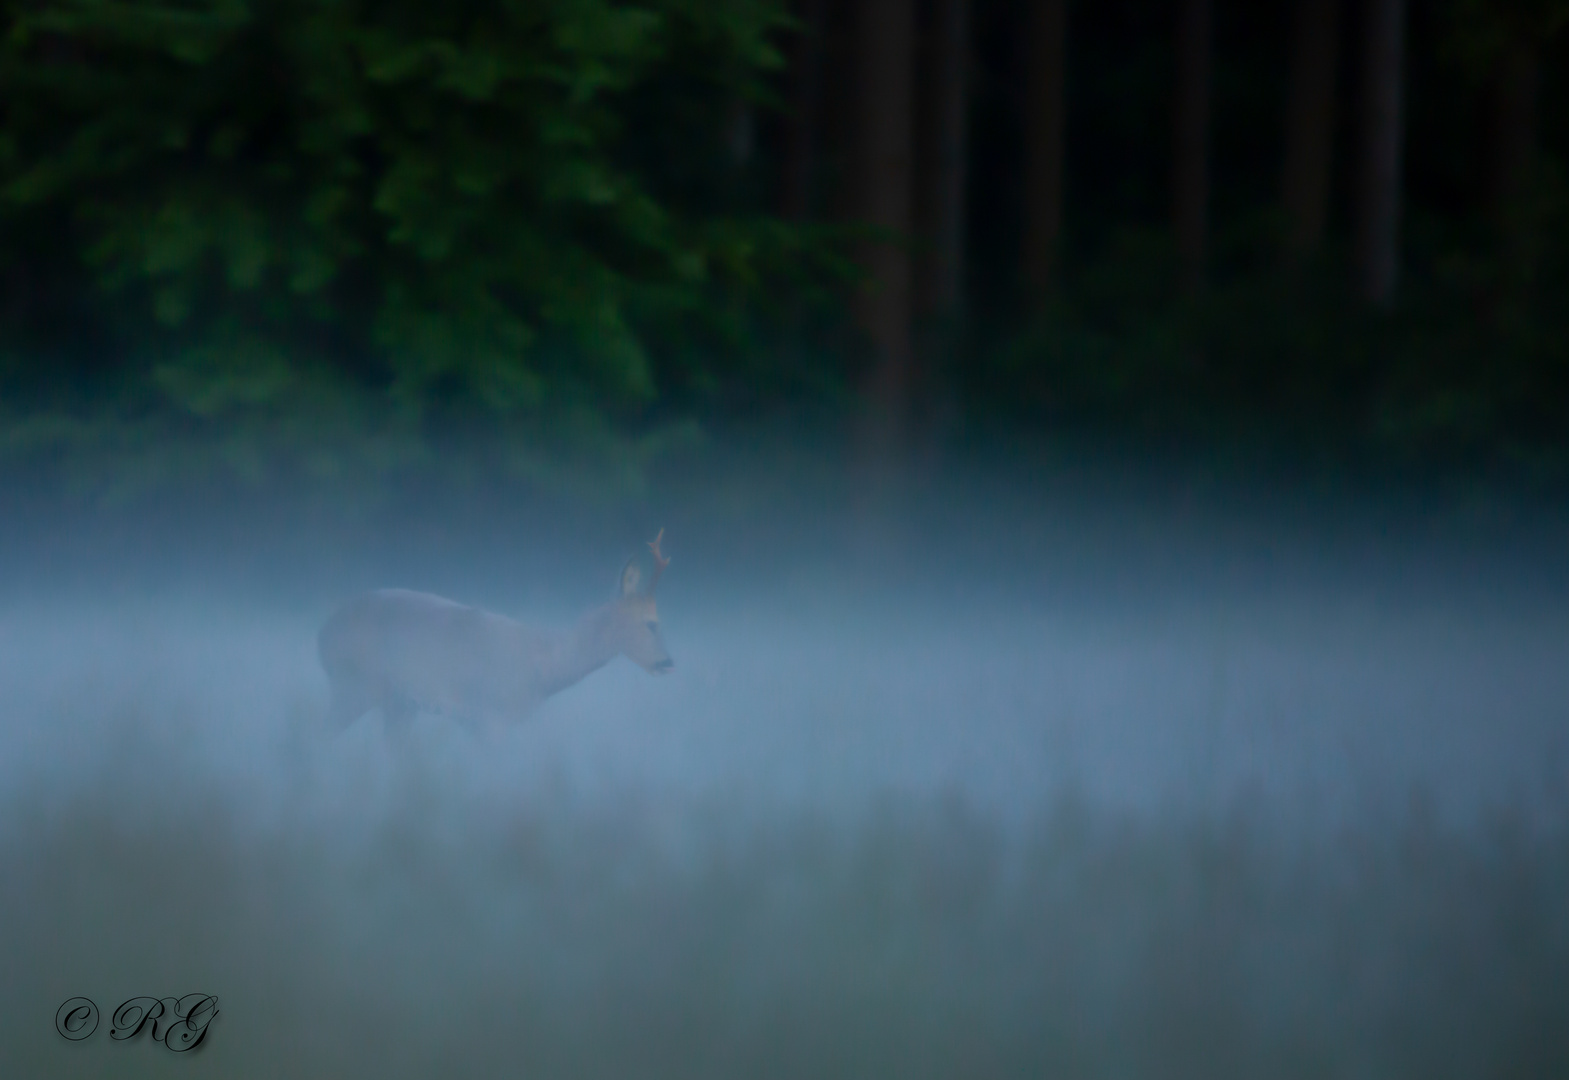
[319,533,672,733]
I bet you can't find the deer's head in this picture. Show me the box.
[615,529,673,674]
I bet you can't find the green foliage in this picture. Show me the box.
[0,0,821,495]
[8,0,1569,496]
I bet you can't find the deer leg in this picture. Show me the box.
[327,677,373,731]
[455,709,506,742]
[381,694,418,737]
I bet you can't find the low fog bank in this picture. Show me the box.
[2,460,1568,1076]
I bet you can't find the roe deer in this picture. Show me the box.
[319,531,673,734]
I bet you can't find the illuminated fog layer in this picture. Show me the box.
[3,473,1566,1078]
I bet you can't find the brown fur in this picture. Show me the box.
[319,539,672,734]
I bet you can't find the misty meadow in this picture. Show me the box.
[4,0,1569,1075]
[2,471,1567,1079]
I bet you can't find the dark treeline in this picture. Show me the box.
[806,0,1569,475]
[1,0,1567,497]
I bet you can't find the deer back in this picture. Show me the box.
[319,589,556,724]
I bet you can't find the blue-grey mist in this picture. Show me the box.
[3,458,1567,1078]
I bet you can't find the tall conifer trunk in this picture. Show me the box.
[852,0,918,453]
[1355,0,1406,306]
[1282,0,1339,262]
[1172,0,1212,296]
[916,0,970,321]
[1490,35,1540,289]
[1021,0,1068,305]
[781,0,827,220]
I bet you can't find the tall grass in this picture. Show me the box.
[4,698,1566,1079]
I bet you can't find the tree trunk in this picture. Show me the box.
[780,0,827,220]
[852,0,918,452]
[916,0,970,320]
[1172,0,1212,296]
[727,97,755,169]
[1021,0,1068,305]
[1281,0,1339,262]
[1490,35,1540,287]
[1355,0,1406,307]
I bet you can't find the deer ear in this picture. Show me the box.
[619,558,643,598]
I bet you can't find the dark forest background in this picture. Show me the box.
[1,0,1567,499]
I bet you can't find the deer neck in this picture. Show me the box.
[536,603,623,698]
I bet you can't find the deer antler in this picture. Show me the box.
[647,528,670,592]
